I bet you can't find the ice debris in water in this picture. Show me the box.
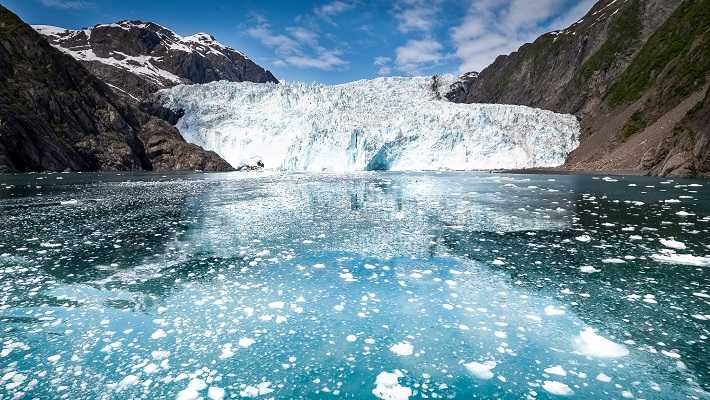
[543,381,575,396]
[463,361,496,380]
[372,370,412,400]
[389,341,414,356]
[158,76,580,171]
[573,328,629,358]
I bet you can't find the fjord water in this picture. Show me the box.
[0,172,708,400]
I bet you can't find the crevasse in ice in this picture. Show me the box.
[158,76,580,171]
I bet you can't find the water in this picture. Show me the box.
[0,171,708,400]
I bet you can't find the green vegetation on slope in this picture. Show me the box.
[578,0,642,81]
[606,0,710,107]
[622,111,647,140]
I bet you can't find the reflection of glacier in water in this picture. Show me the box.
[0,172,709,399]
[158,77,580,171]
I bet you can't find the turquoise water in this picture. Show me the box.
[0,171,708,399]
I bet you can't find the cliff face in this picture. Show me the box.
[34,21,278,102]
[447,0,710,177]
[0,5,232,173]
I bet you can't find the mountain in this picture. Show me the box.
[0,5,232,172]
[33,21,278,102]
[446,0,710,177]
[155,76,580,171]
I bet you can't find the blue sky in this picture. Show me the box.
[5,0,596,84]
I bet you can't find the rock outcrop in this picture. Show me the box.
[447,0,710,177]
[0,5,232,172]
[33,21,278,102]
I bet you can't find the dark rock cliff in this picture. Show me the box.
[0,5,232,173]
[34,21,278,102]
[447,0,710,177]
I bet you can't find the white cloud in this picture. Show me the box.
[246,18,348,71]
[394,0,440,33]
[374,56,392,75]
[314,1,356,22]
[39,0,94,9]
[395,37,444,73]
[450,0,597,73]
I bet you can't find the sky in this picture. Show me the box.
[4,0,596,84]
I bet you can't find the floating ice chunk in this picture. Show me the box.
[346,334,357,343]
[333,304,345,312]
[240,382,273,398]
[676,211,694,217]
[60,200,78,206]
[372,370,412,400]
[152,350,170,360]
[602,258,625,264]
[208,386,225,400]
[580,265,600,273]
[119,375,139,388]
[575,235,592,242]
[389,341,414,356]
[544,365,567,376]
[219,344,235,359]
[596,373,612,383]
[177,378,207,400]
[239,338,255,348]
[151,329,167,340]
[573,328,629,358]
[660,239,686,250]
[339,272,356,282]
[651,253,710,267]
[544,305,565,316]
[661,350,681,359]
[268,301,285,309]
[464,361,496,380]
[543,381,574,396]
[693,292,710,299]
[47,354,61,363]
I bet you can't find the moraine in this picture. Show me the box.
[0,171,709,399]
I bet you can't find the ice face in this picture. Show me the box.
[158,76,580,171]
[0,172,709,399]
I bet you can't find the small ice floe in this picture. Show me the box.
[574,328,628,358]
[372,370,412,400]
[463,361,496,380]
[268,301,285,309]
[47,354,61,363]
[346,334,358,343]
[602,258,626,264]
[580,265,600,273]
[651,252,710,267]
[596,373,612,383]
[660,238,686,250]
[575,235,592,243]
[118,375,139,388]
[177,378,207,400]
[219,344,235,359]
[60,199,79,206]
[544,305,565,316]
[240,382,273,398]
[238,337,255,348]
[542,381,574,396]
[207,386,226,400]
[389,341,414,356]
[150,329,167,340]
[544,365,567,377]
[676,211,695,217]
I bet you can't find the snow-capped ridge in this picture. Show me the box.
[158,76,581,172]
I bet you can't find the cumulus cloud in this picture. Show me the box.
[395,37,445,73]
[451,0,596,73]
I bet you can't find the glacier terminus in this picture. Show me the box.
[157,76,581,171]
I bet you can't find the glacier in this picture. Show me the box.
[157,76,580,171]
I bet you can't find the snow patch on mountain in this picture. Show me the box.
[158,76,580,171]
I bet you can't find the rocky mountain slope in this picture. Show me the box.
[0,5,232,172]
[447,0,710,177]
[33,21,278,102]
